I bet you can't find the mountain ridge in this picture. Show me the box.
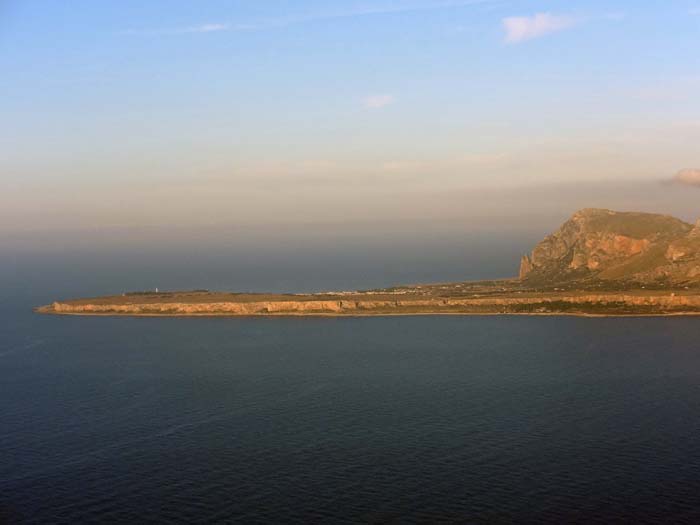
[519,208,700,286]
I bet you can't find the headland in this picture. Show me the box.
[36,208,700,317]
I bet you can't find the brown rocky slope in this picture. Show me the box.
[520,208,700,287]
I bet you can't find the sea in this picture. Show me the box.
[3,239,700,523]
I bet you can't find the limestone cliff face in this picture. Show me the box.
[39,293,700,316]
[520,208,700,285]
[519,255,534,279]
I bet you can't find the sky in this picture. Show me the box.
[2,0,700,251]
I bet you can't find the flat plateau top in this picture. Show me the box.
[51,285,700,306]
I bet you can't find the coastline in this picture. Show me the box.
[34,289,700,319]
[35,309,700,319]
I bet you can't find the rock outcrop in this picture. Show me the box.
[519,208,700,286]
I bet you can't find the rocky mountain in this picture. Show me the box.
[519,208,700,286]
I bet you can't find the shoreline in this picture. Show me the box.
[36,284,700,319]
[35,309,700,319]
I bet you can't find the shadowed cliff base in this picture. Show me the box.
[36,209,700,317]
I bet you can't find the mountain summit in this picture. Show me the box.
[520,208,700,286]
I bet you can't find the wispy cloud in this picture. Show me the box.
[291,0,494,23]
[380,153,506,173]
[123,22,232,36]
[502,13,577,44]
[690,7,700,15]
[363,94,395,109]
[183,23,230,33]
[670,169,700,187]
[124,1,496,36]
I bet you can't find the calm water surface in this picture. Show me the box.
[2,255,700,523]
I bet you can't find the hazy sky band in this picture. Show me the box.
[1,0,699,239]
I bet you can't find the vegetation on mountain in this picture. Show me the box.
[520,208,700,287]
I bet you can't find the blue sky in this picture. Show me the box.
[2,0,700,239]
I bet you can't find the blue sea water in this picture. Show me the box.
[3,249,700,523]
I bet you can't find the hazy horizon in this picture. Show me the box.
[2,0,700,255]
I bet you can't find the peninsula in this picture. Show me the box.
[36,209,700,317]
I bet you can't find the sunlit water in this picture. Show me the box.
[2,251,700,523]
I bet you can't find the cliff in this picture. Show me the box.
[35,289,700,317]
[36,294,700,316]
